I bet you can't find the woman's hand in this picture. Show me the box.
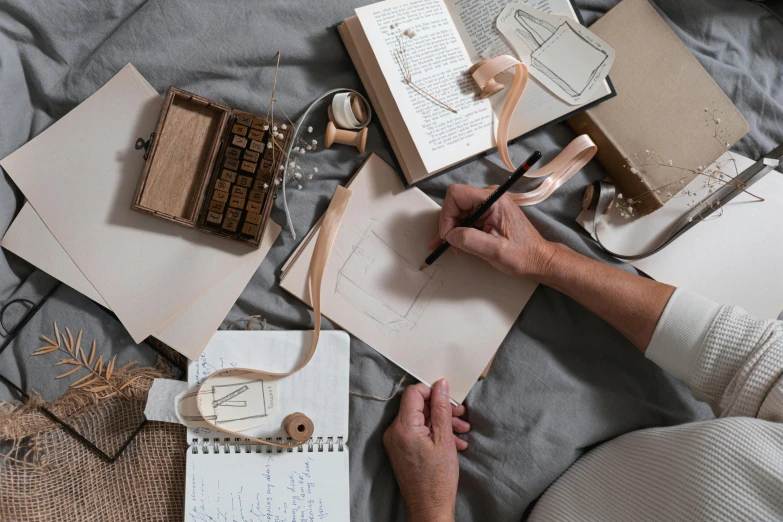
[383,379,470,522]
[430,184,557,279]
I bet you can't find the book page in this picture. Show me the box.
[280,154,538,404]
[185,451,349,522]
[184,331,350,441]
[444,0,611,140]
[355,0,495,174]
[446,0,575,62]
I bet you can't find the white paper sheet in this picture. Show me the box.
[185,330,350,441]
[576,152,783,319]
[185,451,350,522]
[0,64,276,343]
[280,154,538,403]
[0,203,281,360]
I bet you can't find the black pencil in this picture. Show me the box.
[419,151,542,270]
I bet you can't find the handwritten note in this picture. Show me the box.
[186,451,349,521]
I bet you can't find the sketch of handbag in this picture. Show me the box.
[513,9,608,98]
[335,221,444,332]
[178,377,271,426]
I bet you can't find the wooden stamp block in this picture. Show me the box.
[241,160,257,173]
[232,135,248,148]
[249,190,264,203]
[252,179,268,192]
[215,179,231,192]
[242,222,259,236]
[246,200,262,214]
[249,140,264,153]
[206,211,223,225]
[225,147,241,160]
[224,158,239,170]
[232,124,248,136]
[220,169,237,183]
[229,196,246,209]
[208,200,225,213]
[235,113,253,126]
[232,186,247,198]
[251,117,266,130]
[237,175,253,188]
[245,211,262,225]
[260,158,274,173]
[226,208,242,221]
[212,189,229,203]
[248,129,264,141]
[222,218,238,232]
[244,150,260,162]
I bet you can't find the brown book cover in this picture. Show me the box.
[567,0,749,215]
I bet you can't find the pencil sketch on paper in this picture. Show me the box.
[176,375,278,431]
[495,3,614,105]
[334,220,445,332]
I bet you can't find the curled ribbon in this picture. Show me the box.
[470,55,597,206]
[195,186,353,448]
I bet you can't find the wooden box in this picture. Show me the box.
[132,87,292,246]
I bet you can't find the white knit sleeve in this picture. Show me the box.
[646,289,783,420]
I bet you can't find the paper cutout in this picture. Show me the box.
[493,3,614,105]
[176,372,278,431]
[144,378,188,424]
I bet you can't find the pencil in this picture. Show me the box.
[419,151,542,270]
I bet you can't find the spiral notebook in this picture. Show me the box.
[183,330,350,521]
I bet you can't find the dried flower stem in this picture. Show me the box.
[32,322,138,400]
[394,32,458,114]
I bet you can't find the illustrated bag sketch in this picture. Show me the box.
[280,154,538,404]
[515,9,608,97]
[183,331,351,521]
[335,220,445,332]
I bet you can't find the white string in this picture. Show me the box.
[281,89,372,239]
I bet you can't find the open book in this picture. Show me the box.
[183,330,350,521]
[339,0,614,184]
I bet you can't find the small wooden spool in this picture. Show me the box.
[284,412,315,442]
[468,59,505,99]
[325,121,368,153]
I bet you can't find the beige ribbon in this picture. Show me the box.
[195,186,353,448]
[470,55,598,206]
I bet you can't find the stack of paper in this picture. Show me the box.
[577,152,783,319]
[0,65,280,359]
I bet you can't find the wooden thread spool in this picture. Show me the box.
[284,412,315,442]
[325,121,368,153]
[468,59,505,99]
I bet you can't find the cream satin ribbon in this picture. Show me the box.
[470,55,597,206]
[195,186,353,449]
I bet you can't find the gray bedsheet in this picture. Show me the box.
[1,0,781,519]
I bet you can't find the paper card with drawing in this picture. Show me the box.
[280,154,538,403]
[495,3,614,105]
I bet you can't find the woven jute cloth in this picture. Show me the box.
[0,359,187,521]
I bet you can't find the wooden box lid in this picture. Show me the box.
[132,87,230,227]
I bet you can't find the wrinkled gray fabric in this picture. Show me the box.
[0,1,780,519]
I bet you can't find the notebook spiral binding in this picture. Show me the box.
[190,436,345,454]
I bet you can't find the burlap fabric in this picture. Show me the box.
[0,358,187,521]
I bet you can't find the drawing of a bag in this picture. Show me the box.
[336,225,444,332]
[514,9,608,97]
